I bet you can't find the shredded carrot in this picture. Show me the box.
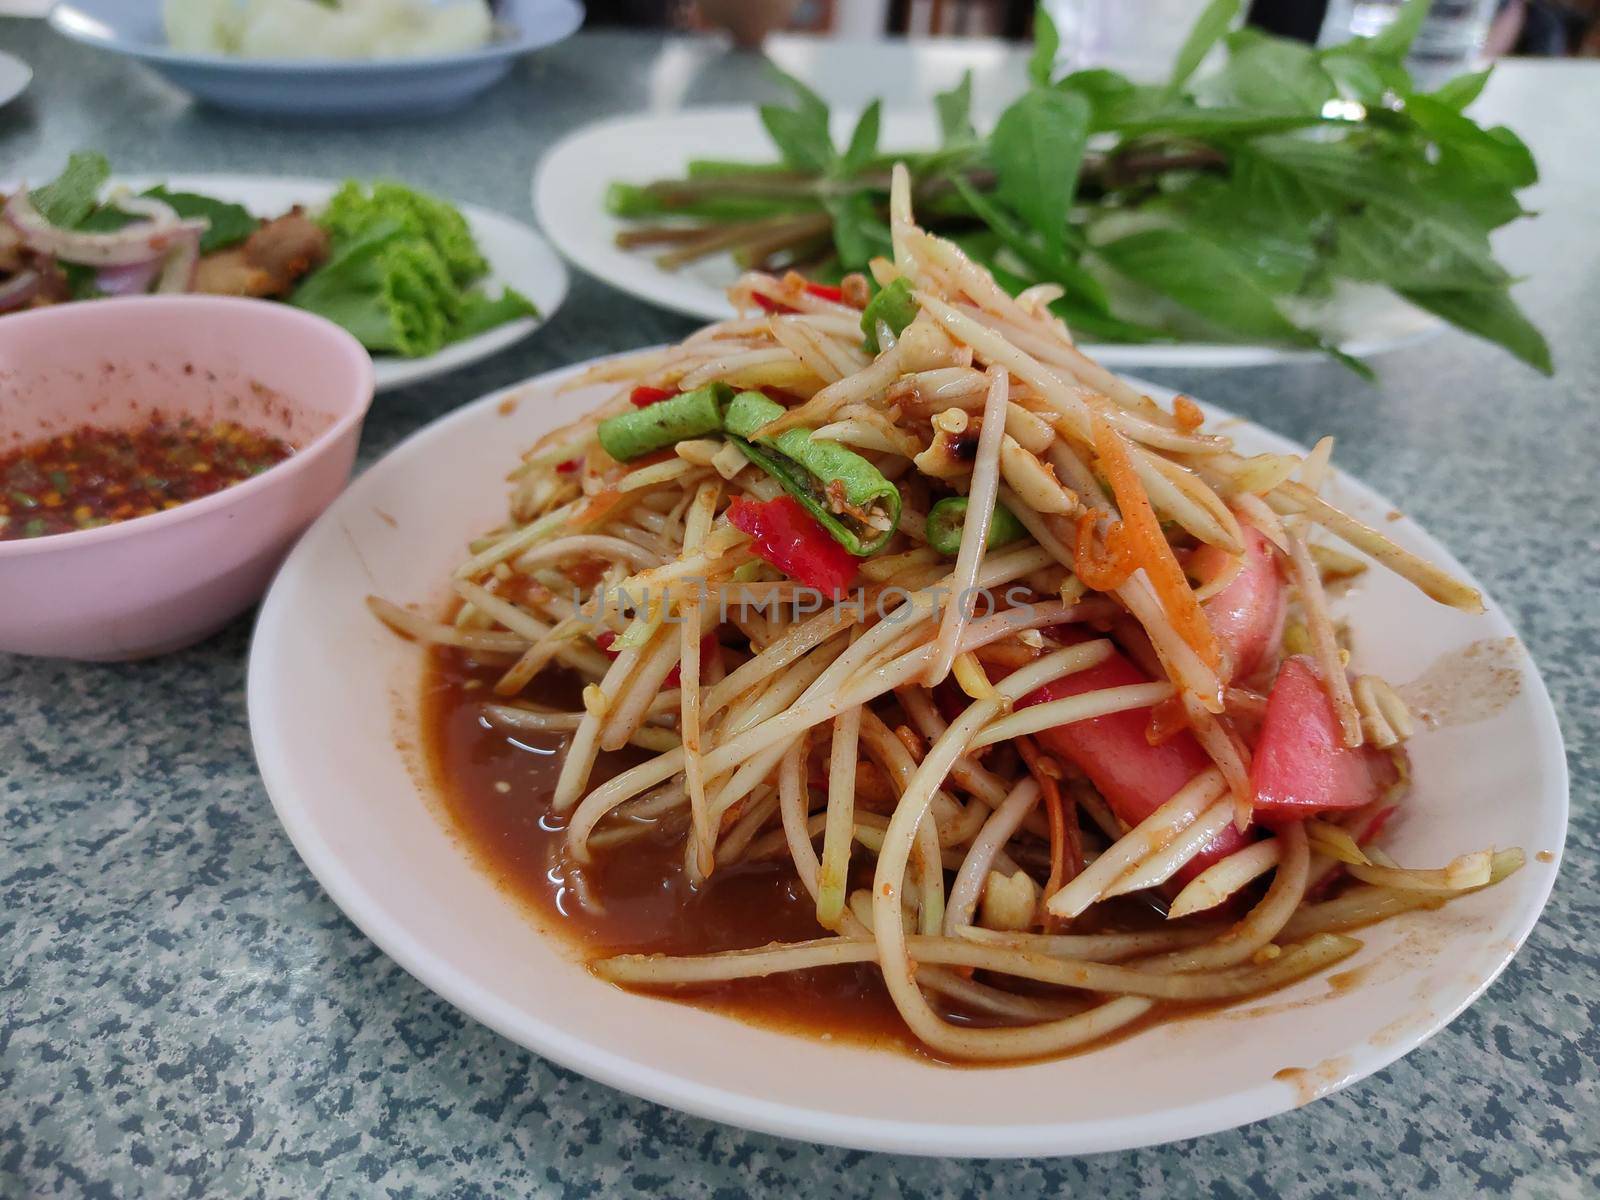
[572,488,624,527]
[1091,414,1222,671]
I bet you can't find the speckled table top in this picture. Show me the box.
[1,18,1596,1198]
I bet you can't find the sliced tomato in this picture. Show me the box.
[1193,523,1286,684]
[1020,632,1250,882]
[726,494,857,597]
[1250,656,1398,820]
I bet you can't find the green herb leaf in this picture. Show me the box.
[952,175,1109,312]
[1094,225,1316,345]
[1400,285,1553,375]
[1429,67,1492,112]
[1056,67,1145,128]
[839,100,882,177]
[1219,30,1334,113]
[1028,5,1060,87]
[934,70,976,146]
[140,186,259,254]
[1364,0,1430,59]
[1165,0,1240,97]
[824,191,891,270]
[990,87,1090,257]
[1405,93,1536,188]
[760,70,836,174]
[30,151,110,228]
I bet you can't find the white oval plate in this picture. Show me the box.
[0,49,31,109]
[533,108,1442,369]
[115,175,567,392]
[248,361,1565,1156]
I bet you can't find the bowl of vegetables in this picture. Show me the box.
[0,295,374,660]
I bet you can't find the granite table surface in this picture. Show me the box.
[1,19,1596,1199]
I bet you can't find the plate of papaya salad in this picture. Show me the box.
[2,153,568,391]
[248,167,1566,1156]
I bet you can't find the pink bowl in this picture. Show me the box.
[0,296,374,660]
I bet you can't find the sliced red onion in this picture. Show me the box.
[0,268,41,312]
[2,188,207,268]
[95,257,164,296]
[154,227,201,294]
[114,194,180,227]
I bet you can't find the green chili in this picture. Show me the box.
[860,277,919,353]
[723,390,901,556]
[925,496,1029,557]
[596,383,730,462]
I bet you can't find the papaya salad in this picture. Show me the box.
[377,166,1522,1063]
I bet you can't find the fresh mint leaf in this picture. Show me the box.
[30,151,110,227]
[1029,5,1060,87]
[990,87,1090,257]
[934,71,975,146]
[1164,0,1240,97]
[839,100,882,178]
[1399,284,1552,375]
[141,186,259,253]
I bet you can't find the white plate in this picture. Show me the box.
[248,362,1566,1156]
[533,108,1443,369]
[149,176,567,392]
[106,175,567,392]
[0,49,32,108]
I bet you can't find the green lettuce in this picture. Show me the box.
[319,180,487,285]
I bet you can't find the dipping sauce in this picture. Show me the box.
[0,417,292,540]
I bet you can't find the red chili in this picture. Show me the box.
[629,385,676,408]
[594,630,619,656]
[556,458,581,474]
[726,494,857,597]
[752,282,847,313]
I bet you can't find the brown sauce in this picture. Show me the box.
[423,647,922,1055]
[419,646,1359,1064]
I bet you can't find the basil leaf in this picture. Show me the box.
[1164,0,1239,97]
[1429,67,1492,112]
[951,176,1109,312]
[1219,31,1334,114]
[759,70,835,174]
[1365,0,1430,59]
[1056,67,1146,129]
[1400,285,1552,375]
[1105,107,1331,136]
[990,87,1090,257]
[934,70,975,147]
[1029,6,1060,87]
[824,191,890,270]
[838,100,882,178]
[1095,226,1311,343]
[1248,137,1508,291]
[1405,94,1536,188]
